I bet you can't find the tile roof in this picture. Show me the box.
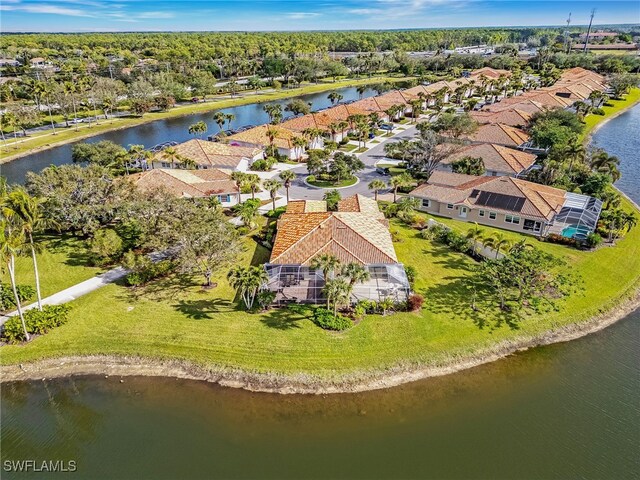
[469,67,512,79]
[269,194,397,265]
[280,114,318,133]
[349,97,385,113]
[443,143,537,175]
[227,124,302,150]
[470,108,532,127]
[286,200,327,213]
[410,171,566,220]
[483,99,547,115]
[130,168,236,198]
[374,90,411,110]
[465,123,530,147]
[153,139,260,169]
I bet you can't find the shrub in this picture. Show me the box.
[585,232,603,249]
[306,175,316,183]
[90,228,123,265]
[312,308,352,331]
[546,233,578,247]
[266,206,287,219]
[355,299,378,314]
[256,290,276,310]
[251,159,270,171]
[0,283,35,311]
[592,107,605,116]
[2,304,72,343]
[404,265,417,287]
[407,294,424,312]
[123,253,174,287]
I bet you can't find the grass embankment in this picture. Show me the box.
[2,198,639,380]
[0,76,407,164]
[580,87,640,142]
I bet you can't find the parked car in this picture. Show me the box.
[69,118,84,124]
[380,123,394,131]
[376,167,390,176]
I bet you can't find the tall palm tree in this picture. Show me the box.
[188,121,207,139]
[0,219,29,340]
[263,104,282,124]
[230,171,246,203]
[465,223,485,257]
[368,179,386,201]
[227,265,268,310]
[263,179,282,211]
[291,136,307,162]
[483,232,511,258]
[5,188,51,311]
[322,277,350,314]
[161,146,181,169]
[341,263,370,301]
[310,253,341,282]
[265,126,279,147]
[244,173,261,200]
[563,139,586,176]
[328,92,344,105]
[212,111,227,132]
[389,172,413,203]
[279,170,296,203]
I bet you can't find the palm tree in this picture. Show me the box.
[379,296,395,316]
[5,188,51,311]
[368,179,387,201]
[341,262,370,301]
[263,104,282,124]
[465,223,485,257]
[310,253,341,282]
[265,126,279,147]
[244,173,261,200]
[230,171,246,203]
[328,92,344,105]
[188,121,207,139]
[483,232,511,258]
[235,199,260,229]
[161,146,181,169]
[356,85,367,99]
[263,179,282,211]
[291,136,307,162]
[0,219,29,341]
[227,265,268,310]
[389,173,413,203]
[621,212,638,233]
[322,278,350,315]
[212,111,226,132]
[225,113,235,129]
[563,139,586,176]
[180,156,197,170]
[279,170,296,203]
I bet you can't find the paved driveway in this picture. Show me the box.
[284,126,419,201]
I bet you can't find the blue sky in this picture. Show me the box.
[1,0,638,32]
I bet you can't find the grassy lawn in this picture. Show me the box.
[355,147,368,153]
[580,87,640,141]
[338,144,358,152]
[0,235,101,303]
[307,176,358,188]
[2,198,639,376]
[1,76,409,163]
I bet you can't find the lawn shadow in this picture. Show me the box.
[259,305,311,330]
[172,298,235,320]
[115,273,201,303]
[43,234,95,268]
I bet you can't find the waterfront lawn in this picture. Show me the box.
[0,235,101,300]
[2,198,639,378]
[580,87,640,141]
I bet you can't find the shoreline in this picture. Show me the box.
[2,286,638,394]
[0,77,403,165]
[582,89,640,145]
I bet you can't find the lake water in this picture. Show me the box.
[1,104,639,480]
[0,86,377,184]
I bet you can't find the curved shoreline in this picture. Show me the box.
[2,286,638,394]
[582,91,640,145]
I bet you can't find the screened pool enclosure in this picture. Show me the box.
[263,264,411,305]
[547,192,603,241]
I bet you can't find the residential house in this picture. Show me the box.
[264,194,411,304]
[151,139,262,172]
[409,171,602,240]
[462,123,530,149]
[469,67,512,81]
[227,124,303,160]
[470,108,532,128]
[438,143,537,177]
[483,98,547,115]
[130,168,238,204]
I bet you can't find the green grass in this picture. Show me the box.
[1,76,410,163]
[307,176,358,188]
[338,144,358,152]
[355,147,368,153]
[580,87,640,142]
[2,199,639,377]
[0,235,101,302]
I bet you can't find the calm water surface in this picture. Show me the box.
[1,101,639,480]
[0,86,376,184]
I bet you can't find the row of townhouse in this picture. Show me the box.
[408,67,608,241]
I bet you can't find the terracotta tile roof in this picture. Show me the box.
[227,124,302,150]
[280,114,318,133]
[470,108,532,127]
[349,97,385,113]
[337,194,385,218]
[443,143,537,175]
[410,171,566,220]
[130,168,236,198]
[152,139,260,169]
[403,85,431,97]
[469,67,512,79]
[465,123,530,147]
[286,200,327,213]
[270,194,397,265]
[374,90,410,110]
[484,99,546,115]
[560,67,606,84]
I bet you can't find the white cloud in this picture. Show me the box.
[136,11,174,19]
[286,12,321,19]
[0,3,93,16]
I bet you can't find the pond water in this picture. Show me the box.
[0,86,377,184]
[1,103,639,480]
